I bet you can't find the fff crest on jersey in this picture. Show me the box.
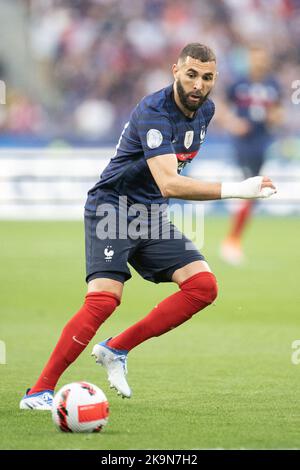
[184,130,194,149]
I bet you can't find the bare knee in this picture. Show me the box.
[87,278,123,302]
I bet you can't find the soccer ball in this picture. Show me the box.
[52,381,109,433]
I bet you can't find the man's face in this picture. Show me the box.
[172,56,217,112]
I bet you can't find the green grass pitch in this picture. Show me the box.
[0,216,299,449]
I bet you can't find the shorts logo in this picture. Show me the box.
[184,130,194,149]
[200,126,206,143]
[146,129,163,149]
[104,246,114,262]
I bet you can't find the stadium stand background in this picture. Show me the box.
[0,0,299,218]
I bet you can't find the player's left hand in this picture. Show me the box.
[221,176,277,199]
[258,176,277,198]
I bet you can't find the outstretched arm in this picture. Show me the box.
[147,154,276,201]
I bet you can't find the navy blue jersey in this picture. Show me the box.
[227,76,281,138]
[89,84,215,206]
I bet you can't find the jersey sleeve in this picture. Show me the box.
[137,107,175,160]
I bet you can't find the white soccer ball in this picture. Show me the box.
[52,382,109,433]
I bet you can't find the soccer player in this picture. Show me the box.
[219,45,282,265]
[20,43,276,409]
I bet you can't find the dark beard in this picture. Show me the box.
[176,79,210,113]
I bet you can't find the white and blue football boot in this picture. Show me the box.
[19,388,54,410]
[91,338,131,398]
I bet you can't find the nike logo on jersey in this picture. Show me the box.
[200,126,206,143]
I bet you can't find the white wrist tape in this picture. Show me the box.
[221,176,276,199]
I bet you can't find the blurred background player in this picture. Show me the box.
[217,45,283,265]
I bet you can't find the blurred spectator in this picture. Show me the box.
[0,0,299,140]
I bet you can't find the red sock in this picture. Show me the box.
[108,272,217,352]
[229,200,253,240]
[29,291,119,394]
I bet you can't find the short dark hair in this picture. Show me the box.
[178,43,216,64]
